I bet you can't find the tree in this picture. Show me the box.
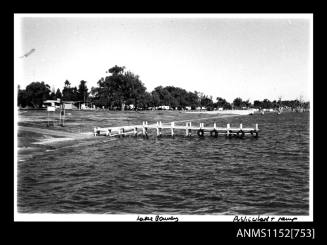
[108,65,125,75]
[55,88,62,99]
[232,97,252,109]
[62,80,72,101]
[262,99,272,109]
[253,100,262,108]
[62,80,78,101]
[123,71,147,109]
[50,91,56,100]
[94,66,147,110]
[90,84,108,108]
[18,88,28,108]
[271,100,278,109]
[64,80,71,87]
[233,97,243,108]
[78,80,89,103]
[71,87,79,101]
[138,92,153,109]
[242,99,251,108]
[153,86,172,106]
[186,91,200,109]
[149,86,201,109]
[200,95,214,110]
[151,91,161,107]
[216,97,231,109]
[25,81,51,108]
[164,86,191,109]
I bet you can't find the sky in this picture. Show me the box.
[15,14,312,103]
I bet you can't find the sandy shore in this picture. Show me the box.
[18,126,94,145]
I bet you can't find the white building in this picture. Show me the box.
[43,99,61,109]
[159,105,170,110]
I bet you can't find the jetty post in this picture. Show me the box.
[185,122,189,136]
[142,121,145,136]
[119,128,123,137]
[227,123,230,137]
[240,123,243,130]
[145,121,148,137]
[171,122,174,136]
[255,124,258,131]
[156,121,159,136]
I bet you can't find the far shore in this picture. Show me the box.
[183,109,255,115]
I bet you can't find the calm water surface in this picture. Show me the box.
[18,112,310,215]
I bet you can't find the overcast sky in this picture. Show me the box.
[15,14,312,103]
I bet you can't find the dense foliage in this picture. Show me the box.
[18,82,51,108]
[18,65,309,110]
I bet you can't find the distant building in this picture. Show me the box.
[43,99,61,109]
[185,106,192,110]
[80,102,95,110]
[159,105,170,110]
[62,101,79,110]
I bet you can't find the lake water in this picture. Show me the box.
[17,112,310,215]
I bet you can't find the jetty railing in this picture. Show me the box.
[94,122,259,138]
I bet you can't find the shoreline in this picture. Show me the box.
[183,109,254,115]
[17,111,248,146]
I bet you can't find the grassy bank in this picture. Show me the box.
[18,110,242,134]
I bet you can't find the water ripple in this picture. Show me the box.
[18,112,310,215]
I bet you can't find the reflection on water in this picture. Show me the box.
[18,112,309,215]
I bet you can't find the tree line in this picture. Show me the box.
[18,79,89,108]
[18,65,309,110]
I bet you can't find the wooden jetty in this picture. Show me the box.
[94,121,259,138]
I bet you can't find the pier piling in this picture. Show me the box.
[226,123,231,137]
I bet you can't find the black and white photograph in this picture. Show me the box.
[14,14,313,222]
